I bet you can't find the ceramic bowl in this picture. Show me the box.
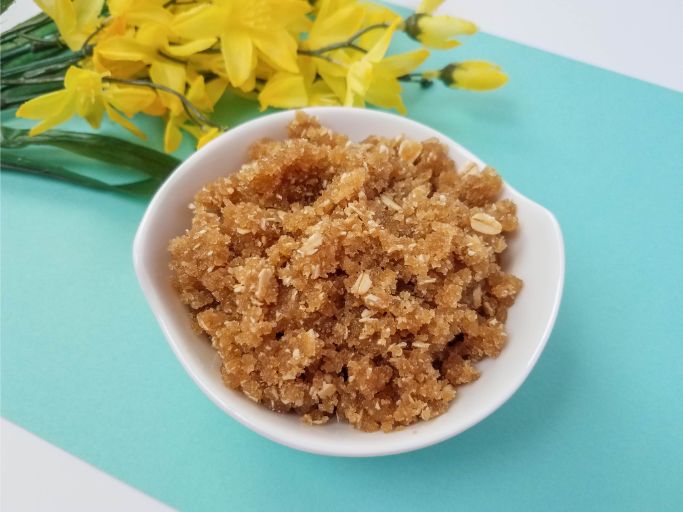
[133,107,564,457]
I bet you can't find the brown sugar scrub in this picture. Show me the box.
[168,113,522,432]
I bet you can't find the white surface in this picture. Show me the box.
[391,0,683,92]
[133,106,565,457]
[0,0,677,507]
[0,419,174,512]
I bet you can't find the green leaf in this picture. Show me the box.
[1,152,159,196]
[0,82,64,109]
[0,13,51,43]
[1,0,15,15]
[1,127,181,181]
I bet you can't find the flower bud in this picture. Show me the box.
[404,13,477,49]
[439,61,508,91]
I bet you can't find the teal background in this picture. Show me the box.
[2,15,683,512]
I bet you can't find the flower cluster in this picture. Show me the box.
[15,0,507,152]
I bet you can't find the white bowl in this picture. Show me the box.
[133,107,564,457]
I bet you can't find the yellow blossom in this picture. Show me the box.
[196,127,221,149]
[16,66,152,138]
[107,0,171,27]
[259,51,345,110]
[163,112,185,153]
[405,0,477,49]
[258,72,308,111]
[95,24,216,114]
[172,0,310,89]
[185,74,228,113]
[35,0,104,51]
[344,21,428,113]
[440,61,508,91]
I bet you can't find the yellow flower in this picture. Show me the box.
[163,113,185,153]
[258,52,342,110]
[439,61,508,91]
[107,0,172,27]
[196,127,221,149]
[95,24,216,114]
[172,0,310,89]
[344,21,428,114]
[164,114,222,152]
[185,74,228,113]
[35,0,104,51]
[16,66,153,138]
[258,72,308,111]
[404,0,477,49]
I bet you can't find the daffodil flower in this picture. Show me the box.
[35,0,104,51]
[258,53,342,111]
[404,0,477,49]
[107,0,172,27]
[439,61,508,91]
[16,66,154,138]
[158,75,226,152]
[96,24,216,114]
[172,0,310,89]
[185,74,228,113]
[163,111,221,153]
[344,21,429,113]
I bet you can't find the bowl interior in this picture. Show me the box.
[133,107,564,457]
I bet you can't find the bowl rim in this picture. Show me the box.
[133,106,565,457]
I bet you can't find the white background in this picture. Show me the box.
[2,0,682,510]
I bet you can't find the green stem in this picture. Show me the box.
[0,13,52,43]
[1,43,32,60]
[1,152,159,195]
[1,127,180,181]
[104,77,221,129]
[80,18,111,49]
[157,51,187,65]
[2,48,89,79]
[16,33,59,44]
[398,73,434,88]
[0,76,65,86]
[163,0,197,7]
[298,23,389,58]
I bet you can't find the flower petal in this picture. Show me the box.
[16,89,71,119]
[220,29,254,87]
[105,85,157,117]
[449,61,508,91]
[377,49,429,76]
[35,0,79,50]
[205,78,228,107]
[250,28,298,73]
[73,0,104,27]
[308,2,364,48]
[17,90,77,135]
[164,116,184,153]
[365,20,399,63]
[197,127,221,149]
[308,80,340,106]
[105,104,146,139]
[80,96,106,129]
[150,61,186,114]
[96,36,155,63]
[366,70,405,114]
[258,72,307,111]
[149,60,185,93]
[164,38,217,58]
[63,66,102,90]
[172,4,223,39]
[345,60,372,106]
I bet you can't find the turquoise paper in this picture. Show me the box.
[2,25,683,512]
